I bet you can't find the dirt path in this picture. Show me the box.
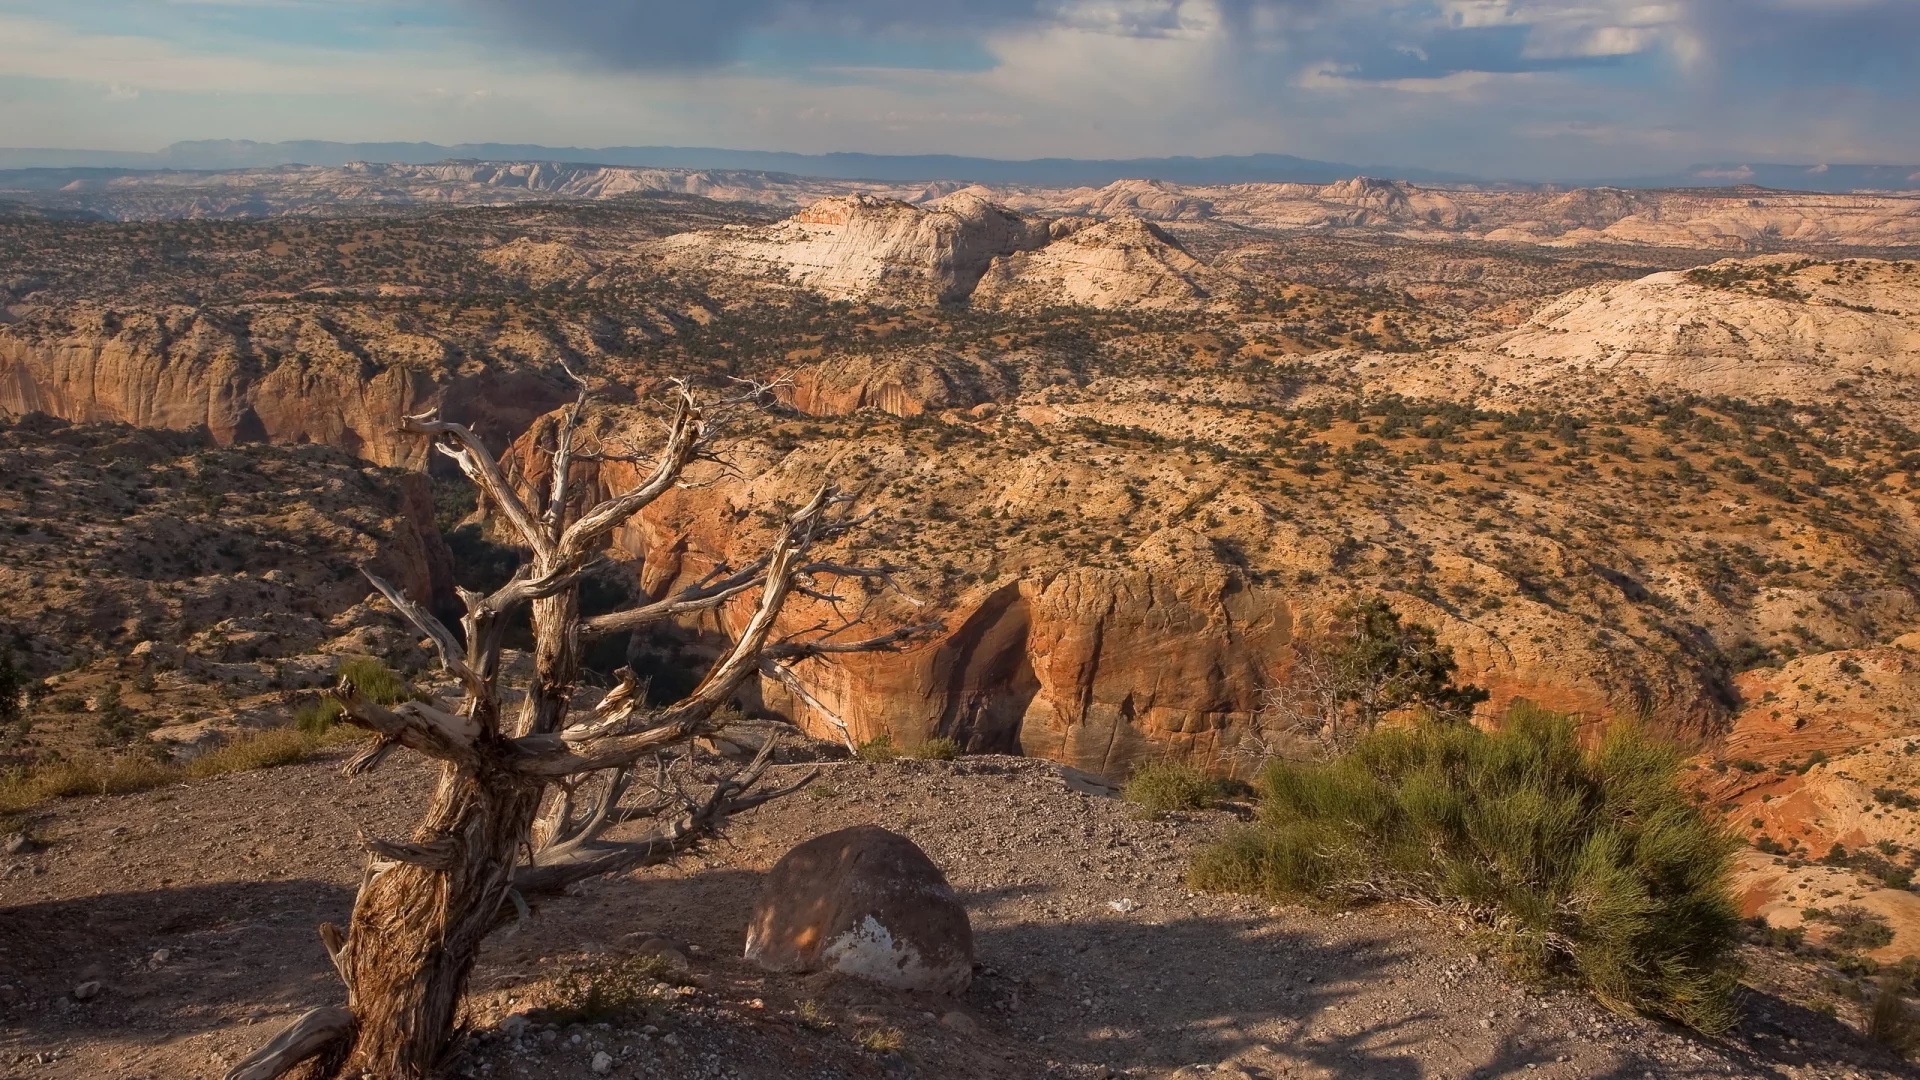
[1,753,1910,1079]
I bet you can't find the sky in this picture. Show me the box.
[0,0,1916,178]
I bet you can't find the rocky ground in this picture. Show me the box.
[1,750,1913,1080]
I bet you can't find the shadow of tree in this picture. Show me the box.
[0,879,354,1039]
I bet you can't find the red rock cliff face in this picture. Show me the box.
[545,460,1718,780]
[0,308,569,467]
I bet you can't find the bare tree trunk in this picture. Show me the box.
[224,387,933,1080]
[333,768,538,1076]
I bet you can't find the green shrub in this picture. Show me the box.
[293,697,344,735]
[914,736,962,761]
[337,656,412,705]
[855,733,899,762]
[1813,905,1896,951]
[1123,760,1216,815]
[1191,702,1743,1032]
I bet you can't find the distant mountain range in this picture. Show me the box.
[0,140,1914,193]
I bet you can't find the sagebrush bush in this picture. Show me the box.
[0,721,360,811]
[1123,760,1216,815]
[187,725,351,778]
[542,954,686,1024]
[295,656,409,735]
[914,736,962,761]
[293,697,344,735]
[1191,702,1743,1032]
[855,733,899,762]
[337,656,413,706]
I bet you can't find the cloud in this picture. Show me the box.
[0,0,1915,178]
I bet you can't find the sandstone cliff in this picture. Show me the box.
[0,306,572,466]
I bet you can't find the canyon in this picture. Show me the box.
[4,173,1920,1017]
[4,184,1917,779]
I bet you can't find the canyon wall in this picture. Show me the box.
[553,449,1731,780]
[0,307,570,466]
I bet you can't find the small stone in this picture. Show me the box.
[151,949,171,965]
[500,1012,529,1037]
[661,1033,680,1048]
[591,1050,614,1074]
[72,981,101,1001]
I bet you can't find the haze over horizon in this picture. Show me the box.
[1,0,1917,182]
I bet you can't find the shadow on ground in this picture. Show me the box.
[3,867,1912,1080]
[0,879,354,1040]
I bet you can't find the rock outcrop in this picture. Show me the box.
[652,193,1048,305]
[1445,256,1920,420]
[972,216,1224,311]
[772,348,1022,418]
[744,826,973,994]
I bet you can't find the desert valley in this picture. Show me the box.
[3,159,1920,1080]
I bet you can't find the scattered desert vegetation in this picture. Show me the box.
[2,177,1918,1077]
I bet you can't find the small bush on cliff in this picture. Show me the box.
[1256,596,1488,758]
[914,736,962,761]
[855,733,899,763]
[1191,702,1743,1032]
[1124,760,1217,816]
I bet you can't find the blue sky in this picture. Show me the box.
[1,0,1916,177]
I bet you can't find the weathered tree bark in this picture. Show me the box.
[225,385,932,1080]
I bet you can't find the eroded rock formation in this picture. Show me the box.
[652,192,1048,305]
[0,306,570,465]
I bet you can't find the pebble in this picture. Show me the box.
[591,1050,614,1074]
[72,980,101,1001]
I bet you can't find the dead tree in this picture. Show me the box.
[227,386,926,1080]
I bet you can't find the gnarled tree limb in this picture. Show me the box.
[222,1007,354,1080]
[328,685,481,766]
[403,410,553,560]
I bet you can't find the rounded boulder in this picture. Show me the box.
[744,825,972,994]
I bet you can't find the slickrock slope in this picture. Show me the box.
[972,216,1228,311]
[1689,636,1920,961]
[1423,255,1920,423]
[651,193,1048,305]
